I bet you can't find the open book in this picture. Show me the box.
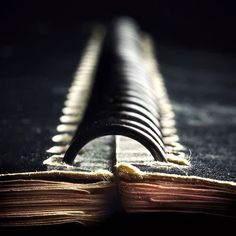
[1,18,236,226]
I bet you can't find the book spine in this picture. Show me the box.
[63,18,168,164]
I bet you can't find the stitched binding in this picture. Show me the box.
[63,18,167,164]
[45,18,188,167]
[44,26,106,168]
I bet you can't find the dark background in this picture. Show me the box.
[1,0,236,172]
[1,0,236,52]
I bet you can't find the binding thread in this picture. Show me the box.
[44,26,105,166]
[45,18,188,168]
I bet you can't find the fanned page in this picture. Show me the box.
[113,19,236,216]
[116,39,236,216]
[0,26,116,226]
[0,18,236,227]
